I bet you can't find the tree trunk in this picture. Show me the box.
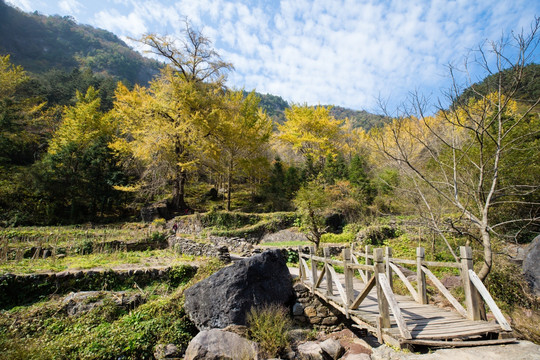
[172,137,188,211]
[227,156,233,211]
[477,227,492,282]
[172,168,187,210]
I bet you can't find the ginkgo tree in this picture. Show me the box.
[38,86,121,221]
[112,22,232,210]
[0,55,45,165]
[277,105,345,173]
[207,90,272,210]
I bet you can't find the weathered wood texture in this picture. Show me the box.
[297,246,513,347]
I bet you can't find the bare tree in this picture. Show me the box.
[373,18,540,281]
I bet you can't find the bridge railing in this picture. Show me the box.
[298,246,412,339]
[298,244,511,338]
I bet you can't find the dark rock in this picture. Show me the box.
[293,302,304,316]
[141,201,170,222]
[184,329,258,360]
[217,246,231,264]
[184,249,294,330]
[523,235,540,296]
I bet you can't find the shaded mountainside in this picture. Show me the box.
[458,63,540,106]
[0,0,162,85]
[252,92,387,130]
[327,106,388,130]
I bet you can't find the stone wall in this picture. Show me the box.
[0,264,196,309]
[292,282,346,331]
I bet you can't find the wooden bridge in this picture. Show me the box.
[297,245,515,348]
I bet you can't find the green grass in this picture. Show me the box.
[0,259,225,360]
[202,211,297,239]
[260,240,310,247]
[0,249,197,275]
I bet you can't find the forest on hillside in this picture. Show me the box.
[0,0,538,292]
[0,1,540,355]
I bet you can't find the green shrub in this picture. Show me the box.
[201,211,260,229]
[247,304,291,358]
[321,232,355,243]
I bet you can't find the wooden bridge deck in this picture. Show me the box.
[305,276,508,347]
[297,246,515,348]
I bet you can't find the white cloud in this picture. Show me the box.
[77,0,538,111]
[6,0,34,11]
[58,0,83,14]
[93,8,147,36]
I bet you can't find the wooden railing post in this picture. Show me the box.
[323,247,333,297]
[365,245,372,280]
[343,248,354,306]
[385,246,393,291]
[417,247,428,304]
[375,248,391,328]
[298,246,304,281]
[460,246,482,320]
[310,246,317,291]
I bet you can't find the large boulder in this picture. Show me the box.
[523,235,540,296]
[184,329,258,360]
[184,249,294,330]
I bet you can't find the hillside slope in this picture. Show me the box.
[0,0,162,85]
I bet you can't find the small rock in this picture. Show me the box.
[320,338,344,360]
[289,329,309,343]
[297,341,325,360]
[304,306,317,317]
[154,344,182,359]
[316,306,329,317]
[184,329,258,360]
[293,303,304,316]
[321,316,339,325]
[342,354,371,360]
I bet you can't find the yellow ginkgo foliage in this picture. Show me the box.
[277,105,345,166]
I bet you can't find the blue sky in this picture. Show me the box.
[6,0,540,113]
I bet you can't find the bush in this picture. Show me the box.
[321,232,355,243]
[247,304,291,358]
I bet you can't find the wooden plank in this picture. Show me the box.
[421,266,467,318]
[300,258,312,283]
[421,260,461,269]
[460,246,482,321]
[417,247,427,304]
[385,247,393,290]
[391,258,417,266]
[314,264,326,288]
[389,258,461,268]
[327,265,347,304]
[352,254,367,282]
[468,270,512,331]
[323,247,334,297]
[412,327,500,338]
[404,338,517,347]
[344,248,354,306]
[378,273,412,339]
[375,248,391,328]
[388,262,419,302]
[350,275,376,309]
